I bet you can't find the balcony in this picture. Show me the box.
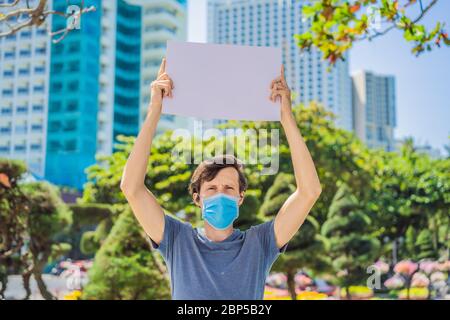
[31,124,43,132]
[33,86,45,93]
[14,145,26,152]
[35,48,46,55]
[0,127,12,135]
[19,50,31,58]
[34,66,46,74]
[30,144,42,152]
[0,146,10,154]
[21,31,32,39]
[6,34,16,41]
[4,52,15,59]
[1,108,12,115]
[17,87,29,95]
[2,89,13,97]
[18,69,30,76]
[32,105,44,113]
[17,106,28,114]
[3,70,14,78]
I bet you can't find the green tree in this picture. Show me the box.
[260,173,330,300]
[234,190,264,231]
[0,159,29,299]
[20,182,72,300]
[321,182,380,299]
[368,138,449,263]
[82,208,170,300]
[68,203,115,257]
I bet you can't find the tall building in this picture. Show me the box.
[207,0,353,131]
[45,0,187,190]
[131,0,188,135]
[352,70,396,151]
[2,0,199,191]
[0,0,52,178]
[97,0,188,157]
[46,0,102,190]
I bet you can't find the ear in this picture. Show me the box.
[193,192,201,207]
[238,191,245,206]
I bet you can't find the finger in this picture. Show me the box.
[271,76,283,89]
[157,83,172,95]
[273,89,283,101]
[158,75,174,89]
[158,57,166,77]
[274,83,284,90]
[156,80,173,90]
[281,65,287,85]
[158,72,169,80]
[270,89,279,102]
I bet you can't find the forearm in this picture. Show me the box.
[120,103,162,193]
[281,111,322,197]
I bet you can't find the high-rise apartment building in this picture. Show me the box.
[207,0,353,131]
[0,0,52,178]
[352,70,396,151]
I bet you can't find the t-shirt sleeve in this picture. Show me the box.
[252,218,288,266]
[146,214,186,260]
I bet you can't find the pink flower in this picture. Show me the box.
[419,261,439,275]
[374,260,390,274]
[411,273,429,288]
[394,260,418,276]
[384,275,405,289]
[295,274,313,287]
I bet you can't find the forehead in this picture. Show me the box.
[202,167,239,186]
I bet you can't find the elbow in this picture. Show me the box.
[310,184,322,199]
[314,186,322,199]
[297,184,322,200]
[120,181,137,196]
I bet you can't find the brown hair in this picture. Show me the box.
[188,154,248,201]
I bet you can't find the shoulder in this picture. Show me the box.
[165,214,193,233]
[246,219,288,254]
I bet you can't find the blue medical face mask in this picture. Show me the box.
[201,193,239,230]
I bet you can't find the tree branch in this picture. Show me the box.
[362,0,439,42]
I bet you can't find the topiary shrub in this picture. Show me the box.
[82,207,170,300]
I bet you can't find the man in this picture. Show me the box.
[120,57,322,300]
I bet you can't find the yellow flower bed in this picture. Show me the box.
[264,289,328,300]
[64,290,82,300]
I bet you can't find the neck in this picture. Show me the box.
[203,222,234,242]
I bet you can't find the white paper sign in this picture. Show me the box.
[162,40,282,121]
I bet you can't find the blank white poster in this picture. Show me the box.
[162,40,282,121]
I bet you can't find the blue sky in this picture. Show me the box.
[187,0,450,154]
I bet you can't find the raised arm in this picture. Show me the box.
[269,65,322,249]
[120,57,174,245]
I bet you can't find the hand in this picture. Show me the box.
[149,57,174,110]
[270,64,292,119]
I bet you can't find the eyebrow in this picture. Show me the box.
[204,183,237,188]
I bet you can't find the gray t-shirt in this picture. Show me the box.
[148,214,288,300]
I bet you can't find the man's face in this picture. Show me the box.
[194,167,245,208]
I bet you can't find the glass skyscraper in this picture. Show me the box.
[207,0,353,131]
[113,0,142,150]
[46,0,102,190]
